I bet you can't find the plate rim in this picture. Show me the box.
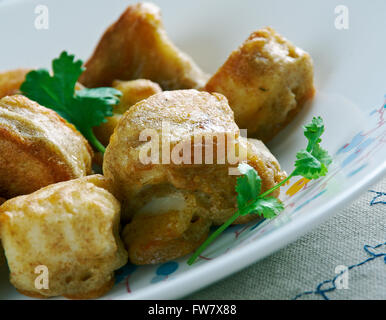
[1,0,385,300]
[118,162,386,300]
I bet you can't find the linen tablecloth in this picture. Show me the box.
[186,176,386,300]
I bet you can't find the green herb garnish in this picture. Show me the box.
[20,51,121,153]
[187,116,332,265]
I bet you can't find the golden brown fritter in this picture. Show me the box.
[93,79,162,147]
[79,2,208,90]
[0,175,128,299]
[113,79,162,114]
[0,69,30,99]
[122,190,212,265]
[205,27,315,142]
[0,95,93,198]
[103,89,286,264]
[93,114,122,148]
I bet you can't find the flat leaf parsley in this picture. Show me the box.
[20,51,121,153]
[188,116,332,265]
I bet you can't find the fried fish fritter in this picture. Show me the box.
[103,89,286,264]
[205,27,315,142]
[0,175,128,299]
[93,79,162,146]
[0,69,30,99]
[79,2,208,90]
[122,189,212,265]
[93,114,123,148]
[0,95,93,198]
[112,79,162,114]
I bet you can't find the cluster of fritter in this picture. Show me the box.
[0,2,313,298]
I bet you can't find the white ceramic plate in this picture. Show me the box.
[0,0,385,299]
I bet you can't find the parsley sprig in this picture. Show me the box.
[20,51,121,153]
[187,116,332,265]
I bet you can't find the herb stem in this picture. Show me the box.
[85,129,106,154]
[259,171,295,198]
[188,171,295,265]
[187,211,241,265]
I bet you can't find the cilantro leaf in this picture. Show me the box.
[312,143,333,168]
[304,116,324,152]
[20,69,66,112]
[74,88,119,128]
[236,163,261,210]
[246,196,284,219]
[294,149,328,179]
[187,163,284,265]
[20,51,121,153]
[294,117,332,180]
[235,164,283,218]
[52,51,84,103]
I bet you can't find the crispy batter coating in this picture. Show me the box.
[0,95,93,198]
[103,89,286,264]
[205,27,315,142]
[79,2,208,90]
[122,190,211,264]
[93,79,162,147]
[94,113,122,148]
[0,69,30,99]
[0,175,128,299]
[113,79,162,114]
